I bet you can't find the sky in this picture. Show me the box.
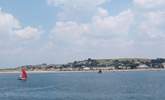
[0,0,165,67]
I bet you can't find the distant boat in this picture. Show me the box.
[98,69,102,74]
[18,67,27,80]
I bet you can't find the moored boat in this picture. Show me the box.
[98,69,102,73]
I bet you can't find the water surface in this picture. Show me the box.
[0,71,165,100]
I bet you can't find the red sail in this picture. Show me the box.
[21,68,27,80]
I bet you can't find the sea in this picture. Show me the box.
[0,71,165,100]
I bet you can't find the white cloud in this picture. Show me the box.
[97,8,109,17]
[49,8,135,52]
[0,10,42,41]
[50,8,134,42]
[134,0,165,8]
[14,26,42,40]
[0,9,44,67]
[47,0,110,21]
[46,0,139,62]
[48,1,165,60]
[92,9,134,37]
[138,11,165,39]
[0,10,20,39]
[1,0,165,66]
[48,0,108,8]
[51,21,89,44]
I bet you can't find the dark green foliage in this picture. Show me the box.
[65,58,165,69]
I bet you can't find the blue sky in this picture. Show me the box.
[0,0,57,29]
[0,0,165,67]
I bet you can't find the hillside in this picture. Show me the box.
[64,58,165,69]
[1,58,165,72]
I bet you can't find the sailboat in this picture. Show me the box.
[18,67,27,80]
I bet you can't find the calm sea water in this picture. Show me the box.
[0,71,165,100]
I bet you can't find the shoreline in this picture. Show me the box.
[0,68,165,74]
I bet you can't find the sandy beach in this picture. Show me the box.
[0,68,165,74]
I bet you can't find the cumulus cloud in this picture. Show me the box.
[138,11,165,39]
[0,9,44,66]
[96,8,109,17]
[0,10,20,39]
[50,21,89,46]
[47,0,110,21]
[50,8,134,42]
[48,0,135,58]
[14,26,42,40]
[0,10,41,41]
[48,0,108,6]
[134,0,165,8]
[92,9,134,37]
[1,0,165,66]
[49,8,135,58]
[47,0,165,60]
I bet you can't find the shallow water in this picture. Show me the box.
[0,71,165,100]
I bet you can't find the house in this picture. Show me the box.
[82,66,90,71]
[137,64,149,69]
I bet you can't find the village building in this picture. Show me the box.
[137,64,149,69]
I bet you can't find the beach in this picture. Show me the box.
[0,68,165,74]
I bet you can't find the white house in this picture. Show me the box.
[83,67,90,71]
[137,64,149,69]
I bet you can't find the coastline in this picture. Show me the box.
[0,68,165,74]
